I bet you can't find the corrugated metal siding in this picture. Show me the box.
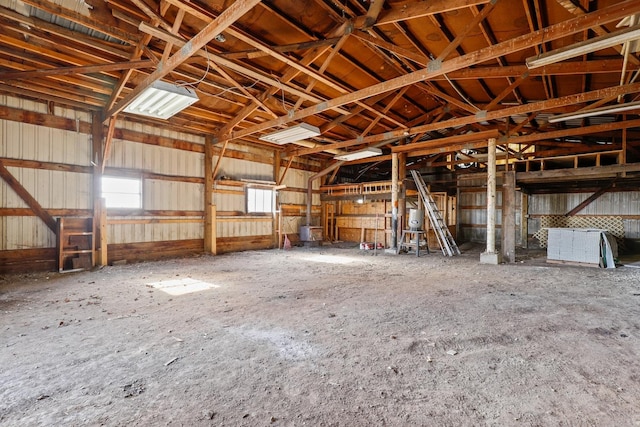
[279,168,309,206]
[109,140,203,178]
[1,94,317,256]
[3,217,54,249]
[144,181,203,211]
[3,168,92,210]
[457,174,521,244]
[213,156,272,181]
[106,221,203,244]
[278,168,318,233]
[1,99,92,250]
[121,120,204,144]
[1,123,91,165]
[528,192,640,239]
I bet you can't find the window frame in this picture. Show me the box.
[101,175,143,209]
[246,186,275,214]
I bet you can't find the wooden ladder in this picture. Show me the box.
[410,170,460,257]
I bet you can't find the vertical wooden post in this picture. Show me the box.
[273,150,281,248]
[398,151,407,248]
[481,137,501,264]
[204,135,217,254]
[486,138,497,253]
[622,120,627,178]
[98,198,108,266]
[391,152,399,250]
[520,193,529,248]
[91,111,104,266]
[501,171,516,263]
[206,204,217,255]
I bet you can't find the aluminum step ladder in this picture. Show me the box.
[410,170,460,257]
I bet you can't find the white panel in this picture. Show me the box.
[214,157,272,181]
[111,140,203,178]
[3,217,55,250]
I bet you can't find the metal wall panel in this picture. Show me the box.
[528,192,640,238]
[1,95,316,254]
[213,156,272,181]
[109,140,203,178]
[106,221,203,244]
[1,217,55,250]
[279,168,314,206]
[144,180,203,211]
[3,167,92,210]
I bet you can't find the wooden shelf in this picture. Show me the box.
[514,150,623,173]
[57,217,94,273]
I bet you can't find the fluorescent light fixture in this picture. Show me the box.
[526,25,640,69]
[548,101,640,123]
[334,147,383,161]
[124,81,199,120]
[259,123,321,145]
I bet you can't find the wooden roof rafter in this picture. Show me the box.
[105,0,263,119]
[234,0,640,148]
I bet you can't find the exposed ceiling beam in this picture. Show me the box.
[0,60,153,81]
[166,0,405,130]
[365,0,491,27]
[362,0,386,29]
[429,60,625,80]
[392,129,501,153]
[238,0,640,149]
[292,81,640,156]
[18,0,138,44]
[351,30,429,66]
[505,117,640,144]
[137,23,351,116]
[106,0,262,119]
[435,0,498,62]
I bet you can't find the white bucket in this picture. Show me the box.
[408,209,424,231]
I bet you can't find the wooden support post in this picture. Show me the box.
[481,137,501,264]
[92,111,104,267]
[205,204,217,255]
[520,193,528,248]
[487,138,497,253]
[273,150,280,248]
[98,198,108,266]
[501,171,516,263]
[622,122,627,177]
[391,153,399,250]
[398,150,407,248]
[204,135,216,254]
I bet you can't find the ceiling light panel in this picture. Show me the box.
[258,123,321,145]
[124,81,199,120]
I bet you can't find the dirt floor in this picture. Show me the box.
[2,243,640,426]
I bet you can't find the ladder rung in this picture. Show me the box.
[411,170,460,257]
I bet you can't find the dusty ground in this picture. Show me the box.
[2,244,640,426]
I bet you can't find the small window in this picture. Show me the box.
[102,176,142,209]
[247,187,274,213]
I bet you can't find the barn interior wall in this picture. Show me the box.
[457,174,523,246]
[527,192,640,246]
[0,95,321,272]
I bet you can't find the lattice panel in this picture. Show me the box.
[533,216,624,249]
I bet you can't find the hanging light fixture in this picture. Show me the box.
[334,147,383,161]
[548,101,640,123]
[258,123,321,145]
[124,81,199,120]
[526,25,640,69]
